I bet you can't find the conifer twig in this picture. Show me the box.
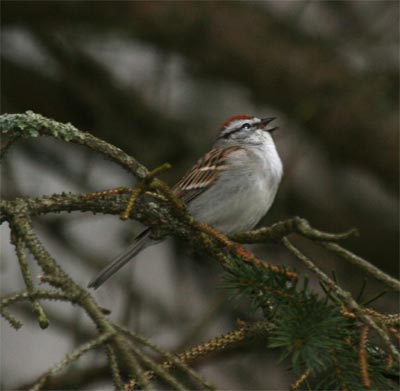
[359,325,371,389]
[2,201,155,382]
[232,217,399,291]
[120,321,269,389]
[105,343,125,390]
[11,233,49,329]
[31,331,115,391]
[0,306,23,329]
[2,112,398,389]
[290,369,310,390]
[128,344,185,391]
[282,238,399,360]
[120,163,171,220]
[1,290,73,307]
[117,324,218,391]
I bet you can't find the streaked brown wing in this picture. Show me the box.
[173,145,243,203]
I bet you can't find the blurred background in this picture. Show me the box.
[1,1,399,389]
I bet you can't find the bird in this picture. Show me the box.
[88,114,283,289]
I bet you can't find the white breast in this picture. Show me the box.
[188,136,283,234]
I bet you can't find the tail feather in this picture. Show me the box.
[88,229,151,289]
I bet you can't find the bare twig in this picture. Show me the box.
[128,344,183,391]
[3,201,153,382]
[320,242,400,291]
[2,112,398,389]
[31,331,115,391]
[0,306,23,329]
[117,324,219,391]
[11,232,49,328]
[1,289,74,308]
[105,344,125,391]
[232,217,398,291]
[230,216,358,243]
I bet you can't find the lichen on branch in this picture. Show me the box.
[1,112,399,390]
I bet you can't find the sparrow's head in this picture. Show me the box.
[217,114,278,145]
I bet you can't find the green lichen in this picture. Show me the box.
[0,111,85,142]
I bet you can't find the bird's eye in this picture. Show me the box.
[241,123,251,130]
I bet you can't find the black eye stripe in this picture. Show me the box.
[218,121,255,139]
[222,122,251,138]
[221,127,244,138]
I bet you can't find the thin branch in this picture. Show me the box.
[119,321,270,390]
[128,344,184,391]
[2,112,398,389]
[117,324,219,391]
[358,325,371,389]
[0,132,21,159]
[171,321,269,368]
[230,216,358,243]
[290,368,310,390]
[321,241,400,291]
[30,331,115,391]
[0,111,148,179]
[105,344,125,391]
[5,202,151,380]
[122,343,152,391]
[232,217,398,291]
[11,232,49,328]
[1,289,74,308]
[282,238,399,360]
[0,306,23,329]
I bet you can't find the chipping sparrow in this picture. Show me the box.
[89,114,283,289]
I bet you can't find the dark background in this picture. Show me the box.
[1,1,399,389]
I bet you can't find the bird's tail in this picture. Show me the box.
[88,229,151,289]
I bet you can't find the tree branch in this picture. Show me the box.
[10,232,49,328]
[0,111,148,178]
[2,112,398,389]
[232,217,399,292]
[282,237,399,360]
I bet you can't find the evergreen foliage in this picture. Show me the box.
[1,112,399,390]
[224,257,398,390]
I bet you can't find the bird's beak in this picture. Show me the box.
[260,117,278,133]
